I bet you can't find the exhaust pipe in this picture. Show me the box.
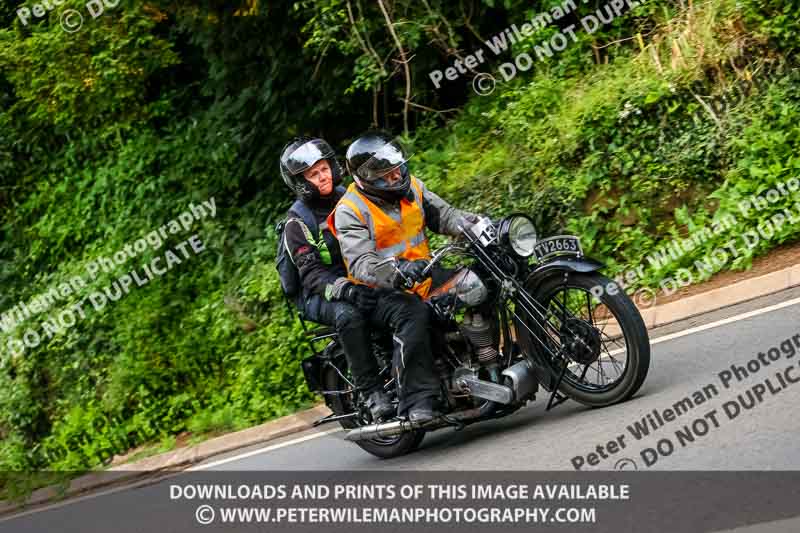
[344,420,410,441]
[344,401,499,442]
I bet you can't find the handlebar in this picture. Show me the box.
[421,244,457,278]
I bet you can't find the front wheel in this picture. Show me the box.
[322,355,425,458]
[518,272,650,407]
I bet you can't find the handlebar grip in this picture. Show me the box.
[421,263,433,279]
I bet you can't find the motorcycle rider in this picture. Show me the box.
[279,137,393,421]
[328,131,479,423]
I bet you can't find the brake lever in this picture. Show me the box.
[395,265,416,290]
[421,243,457,279]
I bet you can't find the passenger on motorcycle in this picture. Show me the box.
[278,137,393,421]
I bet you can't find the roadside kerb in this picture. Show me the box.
[639,263,800,328]
[110,403,332,472]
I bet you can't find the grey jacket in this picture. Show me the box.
[334,177,470,288]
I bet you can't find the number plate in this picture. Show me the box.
[533,235,583,261]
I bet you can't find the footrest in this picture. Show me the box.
[312,412,357,427]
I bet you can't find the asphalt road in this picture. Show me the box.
[192,286,800,472]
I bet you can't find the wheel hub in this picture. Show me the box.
[560,318,601,365]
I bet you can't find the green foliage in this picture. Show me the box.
[740,0,800,52]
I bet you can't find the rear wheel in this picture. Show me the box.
[517,272,650,407]
[322,356,425,458]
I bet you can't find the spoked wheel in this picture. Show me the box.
[322,355,425,458]
[516,273,650,407]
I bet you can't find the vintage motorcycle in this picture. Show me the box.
[299,215,651,458]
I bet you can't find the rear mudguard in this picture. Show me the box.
[301,342,344,393]
[524,256,605,293]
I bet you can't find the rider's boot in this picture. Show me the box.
[408,397,439,424]
[366,389,395,420]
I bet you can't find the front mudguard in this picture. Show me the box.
[523,256,605,294]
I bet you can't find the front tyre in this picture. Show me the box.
[523,272,650,407]
[322,357,425,458]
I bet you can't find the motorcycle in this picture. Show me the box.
[299,215,651,458]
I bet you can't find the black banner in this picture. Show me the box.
[2,471,800,533]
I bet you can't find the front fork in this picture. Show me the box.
[502,274,581,411]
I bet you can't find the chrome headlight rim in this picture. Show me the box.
[500,214,538,258]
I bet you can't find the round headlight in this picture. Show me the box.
[508,216,538,258]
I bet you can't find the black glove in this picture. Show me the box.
[342,283,378,312]
[395,259,430,289]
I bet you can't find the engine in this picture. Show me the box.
[447,309,538,406]
[459,311,499,366]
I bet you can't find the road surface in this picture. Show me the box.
[193,286,800,472]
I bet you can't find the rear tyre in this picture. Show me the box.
[322,358,425,458]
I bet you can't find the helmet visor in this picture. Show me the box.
[281,139,335,176]
[357,139,410,182]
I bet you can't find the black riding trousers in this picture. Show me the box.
[370,291,440,415]
[302,296,381,394]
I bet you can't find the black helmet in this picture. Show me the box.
[345,131,411,201]
[279,137,342,200]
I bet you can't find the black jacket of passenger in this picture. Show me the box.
[283,190,347,303]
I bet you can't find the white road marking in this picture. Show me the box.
[647,295,800,346]
[601,295,800,357]
[0,429,341,523]
[0,472,177,523]
[187,428,342,471]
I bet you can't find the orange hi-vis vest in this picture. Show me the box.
[327,178,433,297]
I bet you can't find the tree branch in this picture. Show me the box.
[378,0,412,136]
[346,0,387,77]
[355,0,387,77]
[408,101,459,117]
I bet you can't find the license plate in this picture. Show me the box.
[533,235,583,261]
